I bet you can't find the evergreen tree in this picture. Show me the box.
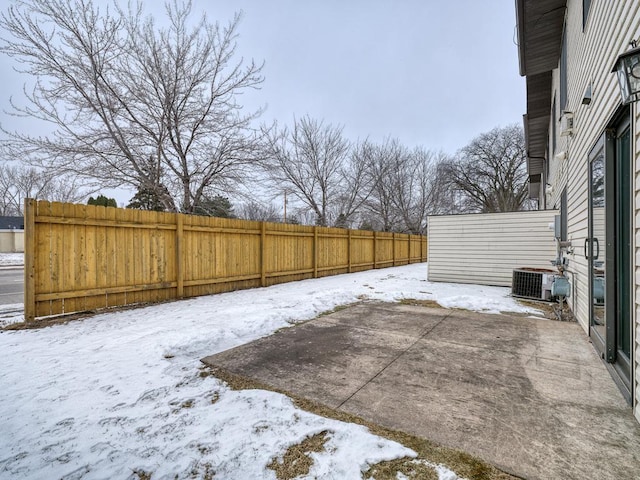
[193,196,236,218]
[88,195,117,207]
[127,188,166,211]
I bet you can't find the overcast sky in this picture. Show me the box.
[209,0,526,153]
[0,0,525,203]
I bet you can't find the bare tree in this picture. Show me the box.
[360,140,444,233]
[262,116,364,227]
[388,148,446,234]
[334,140,374,228]
[237,201,281,222]
[0,0,264,213]
[360,139,404,232]
[441,125,530,213]
[0,163,87,215]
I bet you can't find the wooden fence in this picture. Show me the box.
[24,199,427,321]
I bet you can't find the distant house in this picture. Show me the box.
[516,0,639,423]
[0,216,24,230]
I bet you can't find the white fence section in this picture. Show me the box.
[0,230,25,253]
[427,210,559,287]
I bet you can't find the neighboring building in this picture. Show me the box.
[0,216,24,252]
[516,0,639,422]
[0,216,24,230]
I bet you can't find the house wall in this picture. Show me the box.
[635,102,640,423]
[427,210,559,287]
[632,105,640,422]
[543,0,639,421]
[0,230,24,253]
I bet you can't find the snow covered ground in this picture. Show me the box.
[0,264,539,479]
[0,252,23,266]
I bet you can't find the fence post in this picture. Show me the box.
[24,198,36,322]
[408,234,411,264]
[392,232,396,267]
[261,222,267,286]
[347,229,352,273]
[373,231,377,269]
[176,213,184,298]
[313,226,318,278]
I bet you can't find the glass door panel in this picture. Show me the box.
[588,112,632,400]
[615,124,631,376]
[589,141,606,346]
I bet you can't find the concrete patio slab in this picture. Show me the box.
[202,302,640,480]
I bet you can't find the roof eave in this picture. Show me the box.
[516,0,567,77]
[516,0,527,76]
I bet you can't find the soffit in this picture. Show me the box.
[523,72,552,176]
[516,0,567,76]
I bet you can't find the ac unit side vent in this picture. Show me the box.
[512,268,555,301]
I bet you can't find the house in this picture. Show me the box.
[0,216,24,253]
[0,216,24,230]
[516,0,639,422]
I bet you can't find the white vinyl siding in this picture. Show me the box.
[631,99,640,422]
[545,0,640,419]
[427,210,559,287]
[635,102,640,423]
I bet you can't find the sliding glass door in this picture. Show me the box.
[588,111,632,399]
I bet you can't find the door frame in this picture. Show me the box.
[588,105,633,402]
[588,134,606,356]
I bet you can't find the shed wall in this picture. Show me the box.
[0,230,24,253]
[427,210,559,287]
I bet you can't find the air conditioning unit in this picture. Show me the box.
[512,268,556,301]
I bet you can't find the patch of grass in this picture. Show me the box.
[318,302,359,317]
[364,458,438,480]
[399,299,444,309]
[204,366,519,480]
[269,301,365,335]
[267,431,329,480]
[190,462,215,479]
[132,469,152,480]
[511,299,575,322]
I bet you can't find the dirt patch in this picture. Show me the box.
[267,431,329,479]
[132,469,152,480]
[318,302,360,317]
[205,365,519,480]
[512,299,575,322]
[2,300,178,331]
[399,299,444,309]
[364,458,439,480]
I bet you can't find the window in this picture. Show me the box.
[560,26,568,111]
[583,0,592,29]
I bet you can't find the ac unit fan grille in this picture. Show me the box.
[512,270,543,299]
[512,268,555,301]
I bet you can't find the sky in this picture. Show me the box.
[0,261,539,478]
[0,0,525,204]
